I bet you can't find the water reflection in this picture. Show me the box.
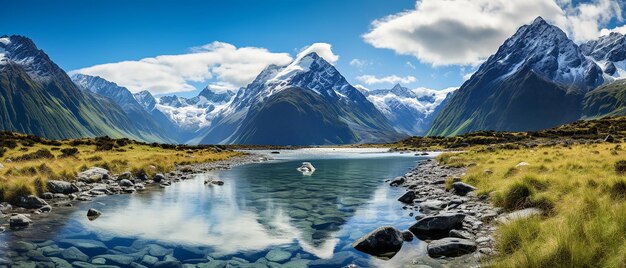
[1,150,428,267]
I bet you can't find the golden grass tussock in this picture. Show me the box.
[0,135,239,203]
[437,142,626,267]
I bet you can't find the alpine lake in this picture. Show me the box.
[0,148,444,268]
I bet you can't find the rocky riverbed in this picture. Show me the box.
[0,152,270,233]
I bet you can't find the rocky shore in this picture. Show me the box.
[351,155,501,267]
[393,158,499,266]
[0,152,269,232]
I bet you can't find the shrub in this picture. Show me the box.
[610,180,626,200]
[498,181,534,211]
[13,149,54,161]
[60,147,79,157]
[5,178,35,203]
[615,160,626,175]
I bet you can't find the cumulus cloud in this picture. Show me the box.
[72,42,293,94]
[295,43,339,65]
[363,0,625,66]
[356,75,417,85]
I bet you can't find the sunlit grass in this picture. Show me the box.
[437,143,626,267]
[0,135,239,202]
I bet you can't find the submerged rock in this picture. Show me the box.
[427,237,477,257]
[352,226,404,259]
[61,247,89,262]
[265,248,292,263]
[58,239,108,256]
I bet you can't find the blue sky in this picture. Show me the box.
[2,0,625,97]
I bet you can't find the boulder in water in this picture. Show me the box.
[352,226,404,259]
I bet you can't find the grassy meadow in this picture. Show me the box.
[0,132,239,203]
[437,142,626,267]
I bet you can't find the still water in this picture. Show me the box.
[0,149,434,267]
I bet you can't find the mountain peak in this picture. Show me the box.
[391,83,404,90]
[531,16,547,26]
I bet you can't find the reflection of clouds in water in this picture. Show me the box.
[86,194,300,254]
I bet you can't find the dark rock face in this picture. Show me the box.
[47,180,79,194]
[87,208,102,219]
[427,237,477,257]
[398,191,416,203]
[452,182,477,196]
[352,226,404,259]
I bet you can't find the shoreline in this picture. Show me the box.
[0,152,270,232]
[391,157,499,266]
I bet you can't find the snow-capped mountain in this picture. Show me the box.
[152,87,235,132]
[365,84,456,135]
[429,17,604,136]
[199,52,402,145]
[581,32,626,80]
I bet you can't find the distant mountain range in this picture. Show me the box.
[5,16,626,144]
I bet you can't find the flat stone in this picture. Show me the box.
[77,167,110,182]
[265,249,292,263]
[9,214,32,228]
[409,213,466,233]
[61,247,89,262]
[496,208,543,224]
[449,229,475,240]
[427,237,477,257]
[58,240,108,256]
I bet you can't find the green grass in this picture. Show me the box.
[437,142,626,267]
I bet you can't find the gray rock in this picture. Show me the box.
[77,167,110,182]
[17,195,49,209]
[153,174,166,183]
[409,213,466,233]
[427,237,477,257]
[496,208,543,224]
[9,214,32,228]
[452,182,477,196]
[449,229,475,240]
[154,260,182,268]
[119,179,134,187]
[265,248,292,263]
[46,180,79,194]
[398,191,416,203]
[13,241,36,252]
[58,239,108,256]
[352,226,404,258]
[140,255,159,266]
[61,247,89,262]
[38,205,52,213]
[93,254,136,266]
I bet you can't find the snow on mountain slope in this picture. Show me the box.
[581,32,626,81]
[487,17,603,91]
[153,87,235,130]
[365,84,456,135]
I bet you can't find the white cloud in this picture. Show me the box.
[295,43,339,65]
[356,74,417,85]
[72,42,293,94]
[601,24,626,35]
[349,58,368,69]
[363,0,625,66]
